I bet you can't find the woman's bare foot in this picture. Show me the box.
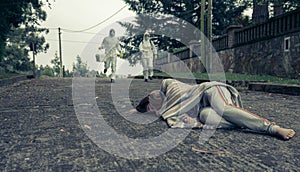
[183,116,196,124]
[183,116,204,128]
[275,127,295,140]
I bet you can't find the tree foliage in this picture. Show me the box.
[41,64,54,77]
[2,25,49,72]
[252,0,300,23]
[120,0,252,65]
[50,52,60,76]
[121,0,300,66]
[2,42,32,72]
[267,0,300,16]
[123,0,251,35]
[0,0,51,72]
[212,1,251,35]
[263,0,300,11]
[73,55,89,77]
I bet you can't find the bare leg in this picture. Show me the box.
[205,86,295,139]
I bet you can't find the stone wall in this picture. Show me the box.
[155,9,300,79]
[232,32,300,78]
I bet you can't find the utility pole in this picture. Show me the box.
[58,27,63,77]
[200,0,213,73]
[31,42,36,78]
[200,0,206,73]
[207,0,212,73]
[30,42,36,78]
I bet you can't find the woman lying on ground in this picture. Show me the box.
[136,79,295,140]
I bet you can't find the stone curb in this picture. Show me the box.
[2,75,299,96]
[132,75,265,87]
[132,75,300,96]
[248,82,300,96]
[0,75,34,87]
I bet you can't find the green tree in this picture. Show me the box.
[123,0,251,35]
[72,55,89,77]
[64,68,73,77]
[39,65,44,72]
[120,0,252,65]
[2,26,49,72]
[0,1,50,72]
[252,0,300,23]
[41,64,54,77]
[0,0,52,60]
[269,0,300,16]
[212,1,251,34]
[50,52,60,77]
[2,43,32,72]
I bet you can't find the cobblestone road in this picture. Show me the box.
[0,78,299,171]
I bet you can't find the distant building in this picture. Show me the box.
[252,0,269,24]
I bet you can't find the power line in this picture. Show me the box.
[47,38,99,45]
[61,31,106,36]
[48,27,87,34]
[48,27,59,30]
[61,5,127,33]
[47,28,107,36]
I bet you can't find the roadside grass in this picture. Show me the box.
[0,72,23,79]
[154,72,300,85]
[1,71,299,85]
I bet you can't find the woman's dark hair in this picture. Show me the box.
[136,96,149,113]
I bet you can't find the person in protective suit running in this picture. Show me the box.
[99,29,122,82]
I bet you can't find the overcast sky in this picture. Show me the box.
[37,0,141,75]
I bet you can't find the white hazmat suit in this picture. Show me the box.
[139,32,157,82]
[100,29,121,82]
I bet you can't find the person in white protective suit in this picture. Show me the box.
[99,29,122,82]
[139,32,157,82]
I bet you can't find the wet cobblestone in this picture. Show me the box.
[0,78,299,171]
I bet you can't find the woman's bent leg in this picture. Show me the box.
[206,86,280,135]
[199,107,237,129]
